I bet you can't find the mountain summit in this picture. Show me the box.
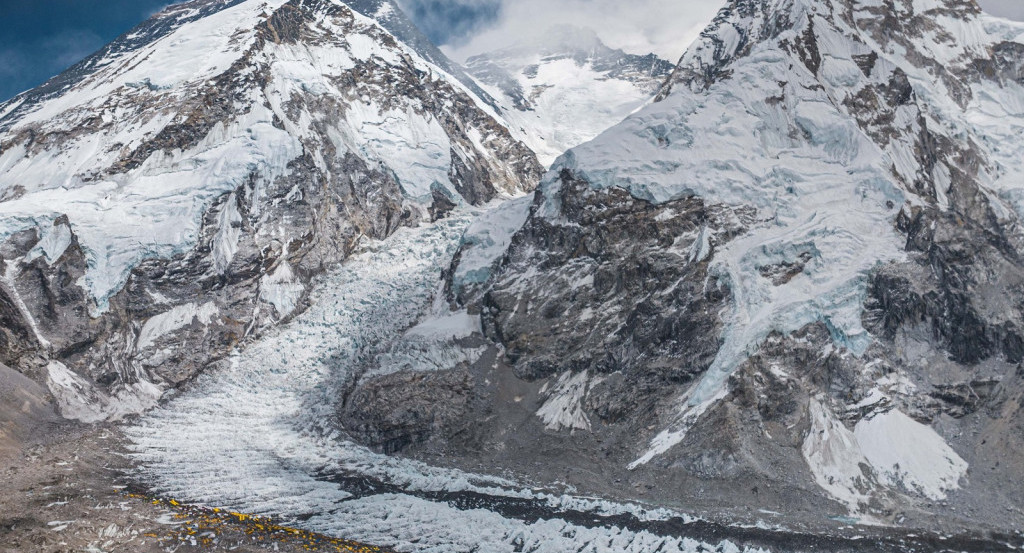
[0,0,541,421]
[464,25,676,165]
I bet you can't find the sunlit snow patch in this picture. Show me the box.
[801,399,874,512]
[853,409,968,501]
[136,302,220,351]
[45,361,162,423]
[536,370,596,432]
[800,399,968,511]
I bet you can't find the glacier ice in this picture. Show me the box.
[125,206,767,553]
[450,195,531,296]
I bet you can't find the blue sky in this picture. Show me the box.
[0,0,1021,102]
[0,0,175,101]
[397,0,500,47]
[0,0,502,101]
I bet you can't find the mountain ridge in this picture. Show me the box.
[2,0,1024,549]
[0,0,541,422]
[339,0,1024,534]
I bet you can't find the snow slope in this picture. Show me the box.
[545,0,1023,476]
[0,0,540,420]
[0,0,536,313]
[464,25,675,166]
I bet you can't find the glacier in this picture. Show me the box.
[125,205,768,553]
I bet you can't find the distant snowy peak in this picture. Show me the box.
[467,25,674,96]
[463,25,675,166]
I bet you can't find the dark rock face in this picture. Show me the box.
[344,0,503,110]
[864,188,1024,365]
[480,171,749,390]
[335,169,770,511]
[341,369,474,454]
[0,222,94,366]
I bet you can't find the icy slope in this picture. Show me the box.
[463,26,675,166]
[570,0,1024,472]
[0,0,540,420]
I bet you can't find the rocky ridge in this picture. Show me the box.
[339,0,1024,534]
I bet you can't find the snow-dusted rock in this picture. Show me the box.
[0,0,541,419]
[339,0,1024,532]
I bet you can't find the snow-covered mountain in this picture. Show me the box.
[463,25,676,166]
[341,0,1024,535]
[5,0,1024,548]
[0,0,541,421]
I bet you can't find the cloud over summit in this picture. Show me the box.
[397,0,725,62]
[402,0,1024,64]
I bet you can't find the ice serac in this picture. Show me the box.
[463,25,676,166]
[340,0,1024,532]
[0,0,541,420]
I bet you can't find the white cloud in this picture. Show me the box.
[978,0,1024,20]
[438,0,726,62]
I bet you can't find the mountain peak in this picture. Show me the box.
[0,0,540,419]
[441,0,1024,520]
[466,24,645,68]
[463,26,675,166]
[659,0,992,99]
